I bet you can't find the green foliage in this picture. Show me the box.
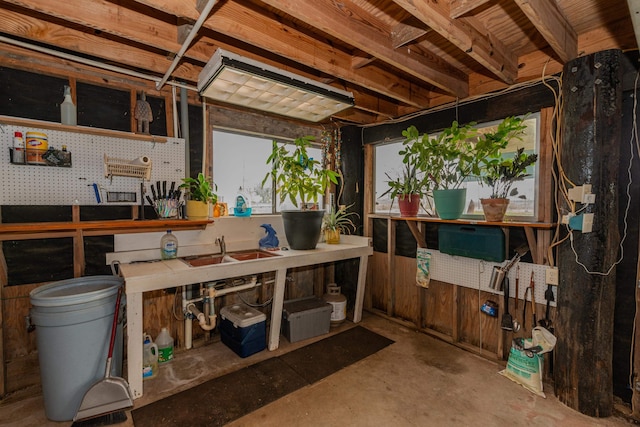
[262,135,338,209]
[322,203,359,234]
[179,172,217,204]
[480,147,538,199]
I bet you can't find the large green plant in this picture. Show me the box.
[263,136,338,209]
[179,172,217,204]
[478,116,536,198]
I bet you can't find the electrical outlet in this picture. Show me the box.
[583,193,596,204]
[582,213,594,233]
[546,267,559,286]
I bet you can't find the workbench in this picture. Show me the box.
[116,235,373,399]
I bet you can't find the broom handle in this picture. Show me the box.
[104,286,122,378]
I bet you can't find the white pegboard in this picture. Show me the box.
[0,124,185,205]
[429,250,556,307]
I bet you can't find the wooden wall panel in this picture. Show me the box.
[457,287,499,353]
[368,252,388,312]
[393,256,420,323]
[424,279,454,336]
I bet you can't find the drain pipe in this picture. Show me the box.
[181,86,190,175]
[155,0,219,90]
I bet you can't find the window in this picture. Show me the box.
[212,130,322,214]
[374,113,540,220]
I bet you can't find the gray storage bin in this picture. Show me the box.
[282,297,332,342]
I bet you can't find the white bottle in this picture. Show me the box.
[60,85,77,125]
[160,230,178,259]
[156,327,174,363]
[12,132,24,164]
[142,333,158,380]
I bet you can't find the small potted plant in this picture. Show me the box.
[479,147,538,221]
[322,203,359,244]
[179,172,217,220]
[379,125,432,216]
[263,135,338,249]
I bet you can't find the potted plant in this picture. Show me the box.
[322,203,359,244]
[379,126,433,216]
[479,147,538,221]
[263,135,338,249]
[179,172,217,220]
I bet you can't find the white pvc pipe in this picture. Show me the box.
[0,35,196,91]
[155,0,219,90]
[186,302,217,331]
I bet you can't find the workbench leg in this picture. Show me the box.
[268,268,287,351]
[353,254,369,323]
[127,291,144,400]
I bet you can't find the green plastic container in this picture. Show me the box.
[433,188,467,220]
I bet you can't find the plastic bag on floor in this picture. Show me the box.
[499,338,546,398]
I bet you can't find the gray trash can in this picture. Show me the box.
[29,276,125,421]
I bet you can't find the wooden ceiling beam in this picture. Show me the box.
[391,0,518,84]
[391,21,429,48]
[449,0,491,19]
[256,0,469,98]
[513,0,578,63]
[134,0,435,109]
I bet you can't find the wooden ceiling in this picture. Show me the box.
[0,0,637,125]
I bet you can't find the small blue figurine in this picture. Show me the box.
[259,224,279,249]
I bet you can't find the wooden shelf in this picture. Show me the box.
[0,219,212,240]
[0,115,168,143]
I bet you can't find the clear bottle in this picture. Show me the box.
[160,230,178,259]
[156,327,174,363]
[234,186,252,217]
[142,333,158,380]
[60,85,77,126]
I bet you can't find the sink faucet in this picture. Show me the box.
[216,236,226,256]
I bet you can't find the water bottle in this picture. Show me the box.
[160,230,178,259]
[156,327,174,363]
[142,333,158,380]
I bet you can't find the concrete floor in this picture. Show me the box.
[0,312,635,427]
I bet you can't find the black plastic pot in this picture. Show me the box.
[281,210,325,250]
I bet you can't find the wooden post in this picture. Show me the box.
[555,49,622,417]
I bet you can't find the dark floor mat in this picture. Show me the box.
[132,326,393,427]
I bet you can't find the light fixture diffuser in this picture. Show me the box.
[198,49,354,122]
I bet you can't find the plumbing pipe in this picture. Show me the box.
[155,0,219,90]
[181,86,190,174]
[183,284,193,349]
[186,302,216,331]
[0,35,196,91]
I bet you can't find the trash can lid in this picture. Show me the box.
[30,276,123,307]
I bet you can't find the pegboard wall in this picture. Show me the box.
[428,250,556,307]
[0,124,185,205]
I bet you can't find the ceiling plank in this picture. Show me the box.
[513,0,578,63]
[255,0,469,98]
[391,0,518,84]
[449,0,491,19]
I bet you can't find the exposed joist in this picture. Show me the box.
[352,52,376,69]
[135,0,435,109]
[449,0,491,19]
[391,0,517,84]
[514,0,578,63]
[391,21,429,48]
[256,0,469,98]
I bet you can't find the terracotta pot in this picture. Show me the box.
[398,194,420,217]
[185,200,210,220]
[480,198,510,222]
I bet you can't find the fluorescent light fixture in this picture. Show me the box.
[198,49,354,122]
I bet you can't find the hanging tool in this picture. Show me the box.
[488,244,529,291]
[513,267,521,332]
[539,283,556,374]
[530,271,537,328]
[501,276,513,331]
[523,286,530,331]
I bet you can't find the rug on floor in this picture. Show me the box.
[131,326,394,427]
